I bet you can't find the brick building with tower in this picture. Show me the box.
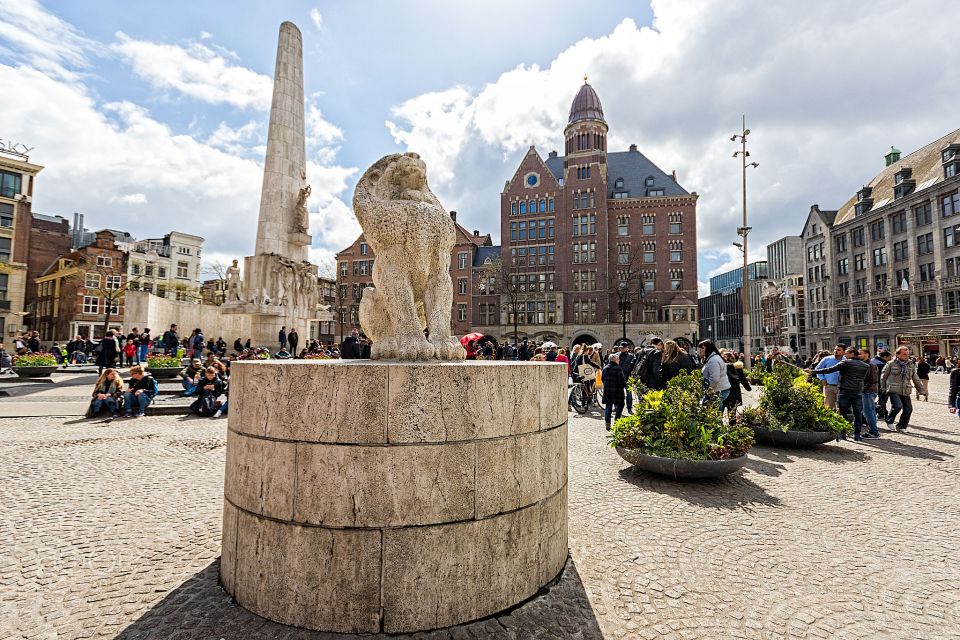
[471,79,700,347]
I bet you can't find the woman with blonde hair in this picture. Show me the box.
[656,339,694,389]
[87,368,122,418]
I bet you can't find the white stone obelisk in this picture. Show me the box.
[255,21,310,261]
[223,21,320,348]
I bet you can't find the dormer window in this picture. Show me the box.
[857,186,872,202]
[644,176,655,187]
[943,144,960,179]
[893,167,915,200]
[615,178,625,189]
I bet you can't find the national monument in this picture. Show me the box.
[220,21,569,634]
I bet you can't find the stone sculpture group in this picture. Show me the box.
[353,152,466,361]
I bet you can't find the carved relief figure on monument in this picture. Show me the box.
[294,184,311,233]
[352,152,466,361]
[225,259,243,302]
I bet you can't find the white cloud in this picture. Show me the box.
[386,0,960,280]
[205,120,263,154]
[0,0,100,80]
[309,8,323,32]
[111,32,273,109]
[109,193,148,205]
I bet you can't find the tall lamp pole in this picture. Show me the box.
[731,115,758,367]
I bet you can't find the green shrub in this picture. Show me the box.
[610,370,754,461]
[146,355,182,369]
[13,353,58,367]
[755,364,852,434]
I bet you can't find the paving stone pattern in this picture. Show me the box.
[2,377,960,638]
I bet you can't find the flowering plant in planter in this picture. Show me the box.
[302,352,334,360]
[146,355,182,369]
[13,353,59,367]
[739,364,852,435]
[610,370,754,461]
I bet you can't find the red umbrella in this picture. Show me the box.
[460,332,485,346]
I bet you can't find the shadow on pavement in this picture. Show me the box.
[617,466,782,511]
[115,557,604,640]
[859,437,954,462]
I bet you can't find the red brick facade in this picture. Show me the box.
[25,213,71,314]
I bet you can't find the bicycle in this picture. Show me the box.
[569,376,606,414]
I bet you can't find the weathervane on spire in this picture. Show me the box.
[583,73,589,84]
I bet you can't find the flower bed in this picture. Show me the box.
[732,364,852,442]
[610,370,754,468]
[12,353,59,378]
[146,354,183,379]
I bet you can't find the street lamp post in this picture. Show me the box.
[731,116,758,367]
[618,281,628,344]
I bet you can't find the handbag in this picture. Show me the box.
[595,370,603,388]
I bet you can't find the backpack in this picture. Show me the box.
[197,395,217,417]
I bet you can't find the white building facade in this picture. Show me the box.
[118,231,204,302]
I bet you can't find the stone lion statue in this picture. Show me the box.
[353,152,466,361]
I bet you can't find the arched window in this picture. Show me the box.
[580,193,588,209]
[519,201,526,214]
[528,200,536,212]
[549,198,555,212]
[511,202,517,215]
[538,198,546,212]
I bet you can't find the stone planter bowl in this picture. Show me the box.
[750,426,836,448]
[14,366,59,378]
[615,447,748,479]
[148,368,181,380]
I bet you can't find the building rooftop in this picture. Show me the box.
[473,245,501,268]
[834,127,960,225]
[568,80,605,124]
[545,148,689,197]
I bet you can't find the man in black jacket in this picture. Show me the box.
[341,329,363,359]
[634,338,664,389]
[162,324,179,355]
[617,343,636,414]
[807,346,871,441]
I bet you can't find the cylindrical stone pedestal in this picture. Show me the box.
[220,360,568,634]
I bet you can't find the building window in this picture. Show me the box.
[96,255,112,267]
[942,192,959,218]
[144,265,154,277]
[340,262,348,276]
[851,227,865,247]
[457,304,467,322]
[873,247,887,266]
[893,297,911,320]
[855,277,867,294]
[642,223,654,235]
[870,221,885,241]
[615,178,624,189]
[914,203,932,227]
[510,202,517,215]
[945,224,960,248]
[82,296,99,314]
[837,258,849,275]
[890,212,906,234]
[874,273,888,291]
[670,250,681,262]
[895,268,909,287]
[85,272,101,288]
[854,253,865,271]
[519,201,526,214]
[647,188,665,197]
[458,252,468,270]
[917,232,934,255]
[528,199,536,212]
[458,278,467,295]
[917,294,937,317]
[549,198,555,212]
[645,176,655,187]
[918,262,936,282]
[893,240,908,262]
[158,267,166,279]
[946,290,959,314]
[0,203,12,228]
[643,251,655,263]
[106,275,122,289]
[539,198,546,213]
[617,243,630,265]
[360,243,368,255]
[617,215,629,236]
[156,286,166,298]
[177,261,189,278]
[669,222,681,234]
[0,171,22,198]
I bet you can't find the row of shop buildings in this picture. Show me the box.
[699,128,960,360]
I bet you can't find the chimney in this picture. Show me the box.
[629,144,638,152]
[671,170,677,181]
[473,230,479,236]
[449,210,457,223]
[548,150,558,159]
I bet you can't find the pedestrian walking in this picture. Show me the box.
[881,346,924,431]
[617,343,636,413]
[657,339,694,389]
[139,328,151,362]
[288,328,299,356]
[601,352,626,430]
[279,326,287,351]
[949,359,960,419]
[916,358,930,401]
[723,352,751,412]
[96,330,119,375]
[809,347,871,440]
[698,340,731,404]
[815,344,846,410]
[859,349,881,438]
[870,350,893,419]
[163,324,179,355]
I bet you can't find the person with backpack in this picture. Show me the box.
[189,367,225,417]
[122,365,158,418]
[633,338,664,389]
[162,324,179,355]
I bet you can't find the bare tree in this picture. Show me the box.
[606,242,647,342]
[70,256,141,337]
[201,260,229,280]
[475,258,537,345]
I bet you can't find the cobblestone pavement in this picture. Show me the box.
[2,377,960,639]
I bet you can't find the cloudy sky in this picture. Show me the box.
[2,1,958,291]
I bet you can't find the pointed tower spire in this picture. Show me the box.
[254,21,309,262]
